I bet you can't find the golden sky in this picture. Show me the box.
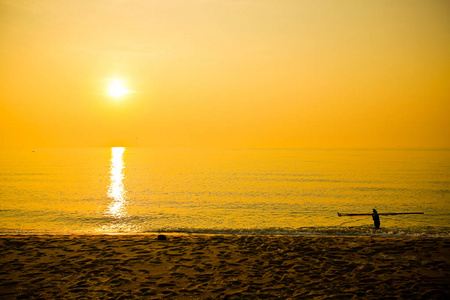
[1,0,449,148]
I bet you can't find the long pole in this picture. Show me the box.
[337,212,424,217]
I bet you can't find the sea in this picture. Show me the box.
[0,148,449,237]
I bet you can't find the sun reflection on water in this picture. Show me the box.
[107,147,127,218]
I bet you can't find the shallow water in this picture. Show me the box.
[0,148,449,236]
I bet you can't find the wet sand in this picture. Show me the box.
[1,234,449,299]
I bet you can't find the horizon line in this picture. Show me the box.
[1,146,450,151]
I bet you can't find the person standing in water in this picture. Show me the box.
[372,209,380,229]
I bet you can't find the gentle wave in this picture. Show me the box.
[1,226,449,238]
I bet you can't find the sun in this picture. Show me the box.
[107,79,131,99]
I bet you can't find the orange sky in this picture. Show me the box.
[1,0,449,148]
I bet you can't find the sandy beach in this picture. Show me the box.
[1,234,449,299]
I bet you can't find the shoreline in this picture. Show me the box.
[1,234,449,299]
[1,228,449,238]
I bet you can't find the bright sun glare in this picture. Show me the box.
[107,79,130,99]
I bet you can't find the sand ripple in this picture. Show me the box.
[1,235,449,299]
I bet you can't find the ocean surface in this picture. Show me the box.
[0,148,449,236]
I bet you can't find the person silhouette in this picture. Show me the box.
[372,209,380,229]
